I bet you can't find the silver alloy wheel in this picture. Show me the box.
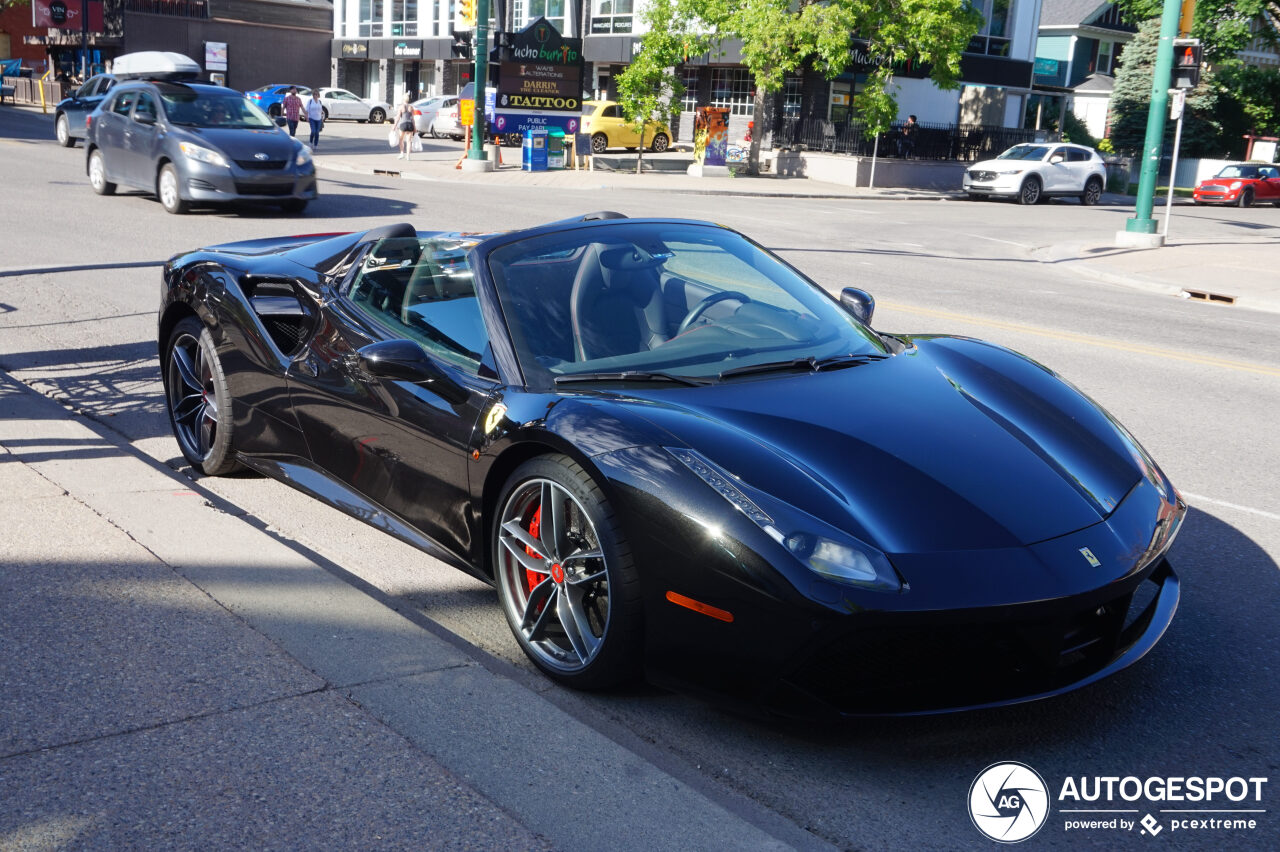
[1019,176,1042,205]
[56,114,71,146]
[496,477,611,674]
[1082,177,1103,206]
[158,165,185,213]
[88,150,113,195]
[167,330,221,464]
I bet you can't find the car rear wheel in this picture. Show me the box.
[1238,188,1254,208]
[158,164,189,214]
[493,455,642,689]
[1081,176,1104,206]
[56,113,75,147]
[369,107,386,124]
[1018,175,1043,205]
[268,104,282,118]
[649,132,670,153]
[164,317,240,476]
[591,132,609,154]
[88,149,115,195]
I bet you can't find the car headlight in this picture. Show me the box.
[668,447,902,592]
[996,168,1025,175]
[295,145,312,167]
[1229,180,1243,190]
[178,141,229,168]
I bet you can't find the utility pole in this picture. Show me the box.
[466,0,491,164]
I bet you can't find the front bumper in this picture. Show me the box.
[765,557,1178,716]
[962,171,1024,196]
[181,159,317,204]
[1193,188,1239,204]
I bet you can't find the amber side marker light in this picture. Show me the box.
[666,590,734,623]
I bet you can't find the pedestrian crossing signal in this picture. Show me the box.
[1171,39,1202,89]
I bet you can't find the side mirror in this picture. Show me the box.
[839,288,875,326]
[1049,154,1064,164]
[357,339,470,404]
[135,113,156,126]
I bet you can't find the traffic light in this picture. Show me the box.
[458,0,476,28]
[1172,39,1202,89]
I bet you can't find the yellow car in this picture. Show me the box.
[581,100,671,154]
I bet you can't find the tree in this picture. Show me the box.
[0,0,33,8]
[632,0,981,174]
[1117,0,1278,62]
[615,0,708,174]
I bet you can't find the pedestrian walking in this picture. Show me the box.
[898,114,917,159]
[305,89,324,149]
[394,94,415,160]
[282,86,303,137]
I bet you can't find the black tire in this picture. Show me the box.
[1018,175,1043,205]
[157,163,189,214]
[56,113,76,147]
[369,107,386,124]
[1238,188,1254,208]
[649,132,670,153]
[1081,176,1104,206]
[493,455,642,690]
[591,132,609,154]
[280,199,308,214]
[427,122,440,139]
[88,149,115,195]
[268,104,282,118]
[164,317,240,476]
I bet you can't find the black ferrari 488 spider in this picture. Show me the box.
[159,213,1185,715]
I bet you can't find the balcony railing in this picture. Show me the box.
[772,118,1056,162]
[122,0,209,19]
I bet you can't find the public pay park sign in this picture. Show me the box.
[493,17,584,139]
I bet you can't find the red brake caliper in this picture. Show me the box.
[525,506,544,595]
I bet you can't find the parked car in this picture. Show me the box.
[245,83,311,118]
[85,80,316,215]
[317,87,389,123]
[412,95,460,138]
[581,100,670,154]
[54,51,201,147]
[962,142,1107,205]
[1192,163,1280,207]
[157,213,1184,716]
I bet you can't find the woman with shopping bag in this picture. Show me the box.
[393,94,416,160]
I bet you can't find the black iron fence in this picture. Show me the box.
[772,117,1057,163]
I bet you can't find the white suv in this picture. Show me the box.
[963,143,1107,205]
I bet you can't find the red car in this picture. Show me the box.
[1192,163,1280,207]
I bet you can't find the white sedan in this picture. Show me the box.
[412,95,462,139]
[962,142,1107,205]
[316,87,390,124]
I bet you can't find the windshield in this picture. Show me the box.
[997,144,1050,161]
[487,222,886,387]
[1215,165,1258,179]
[162,92,275,129]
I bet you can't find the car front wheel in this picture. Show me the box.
[1081,176,1104,206]
[591,132,609,154]
[158,164,189,214]
[1238,188,1254,208]
[164,317,240,475]
[493,455,642,689]
[649,132,670,153]
[369,107,386,124]
[56,113,75,147]
[88,149,115,195]
[1018,175,1043,205]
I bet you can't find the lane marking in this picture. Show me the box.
[1182,492,1280,522]
[881,302,1280,379]
[965,233,1032,249]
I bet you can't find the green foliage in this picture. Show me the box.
[1059,109,1099,148]
[0,0,33,8]
[1217,63,1280,135]
[1117,0,1278,63]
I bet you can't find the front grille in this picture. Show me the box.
[968,170,997,181]
[234,159,287,170]
[233,182,294,196]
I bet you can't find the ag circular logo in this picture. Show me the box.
[968,762,1050,843]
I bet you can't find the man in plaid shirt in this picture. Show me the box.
[282,87,303,137]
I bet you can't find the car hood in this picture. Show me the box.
[967,157,1041,172]
[598,337,1148,554]
[182,127,298,158]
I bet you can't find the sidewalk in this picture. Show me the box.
[0,372,828,850]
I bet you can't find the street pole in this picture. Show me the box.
[468,0,490,161]
[81,0,89,81]
[1162,89,1186,238]
[1120,0,1183,243]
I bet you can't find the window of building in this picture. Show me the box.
[591,0,634,34]
[680,67,699,113]
[517,0,567,32]
[710,68,753,117]
[782,76,802,119]
[359,0,384,37]
[390,0,418,36]
[1096,41,1113,75]
[966,0,1011,56]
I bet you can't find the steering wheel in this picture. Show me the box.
[676,291,750,336]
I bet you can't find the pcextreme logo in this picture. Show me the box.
[968,763,1270,843]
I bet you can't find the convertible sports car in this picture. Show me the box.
[159,213,1185,716]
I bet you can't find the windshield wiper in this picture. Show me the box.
[718,353,887,380]
[554,370,709,387]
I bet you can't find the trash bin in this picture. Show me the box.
[547,128,565,169]
[522,128,548,172]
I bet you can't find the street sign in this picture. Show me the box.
[1169,88,1186,119]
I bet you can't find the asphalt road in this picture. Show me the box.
[3,110,1278,850]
